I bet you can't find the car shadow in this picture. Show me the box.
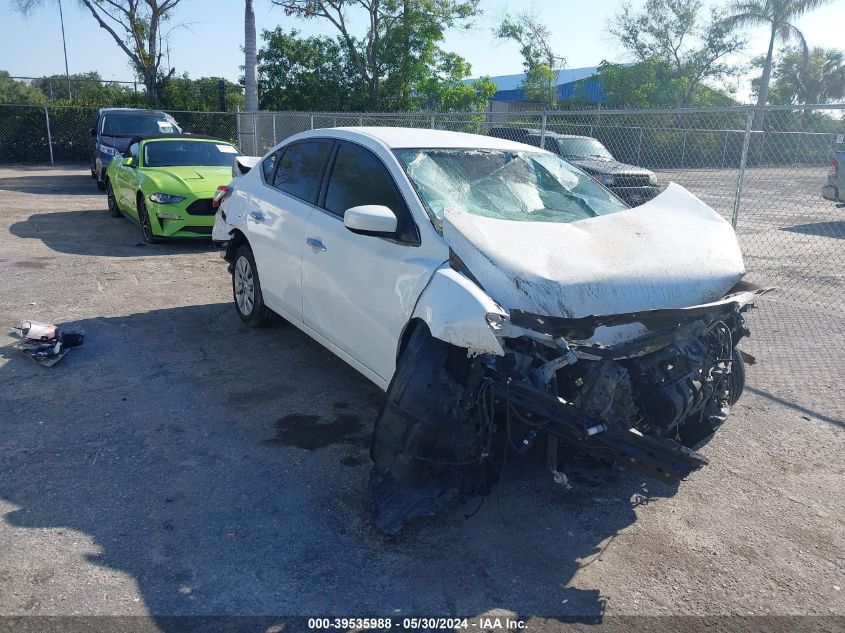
[8,209,215,257]
[780,221,845,240]
[0,303,677,624]
[0,169,98,196]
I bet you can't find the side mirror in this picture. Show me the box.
[122,156,135,167]
[343,205,398,238]
[89,127,96,137]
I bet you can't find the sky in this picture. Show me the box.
[1,0,844,101]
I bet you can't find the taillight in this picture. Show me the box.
[831,157,839,178]
[212,185,232,210]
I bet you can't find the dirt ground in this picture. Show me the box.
[0,166,842,627]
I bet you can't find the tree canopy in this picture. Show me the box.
[270,0,480,111]
[610,0,745,107]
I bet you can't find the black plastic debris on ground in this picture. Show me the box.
[11,320,84,367]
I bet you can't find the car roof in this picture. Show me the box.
[299,127,540,151]
[98,108,171,116]
[129,134,233,145]
[489,127,594,142]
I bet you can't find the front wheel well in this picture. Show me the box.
[396,318,427,365]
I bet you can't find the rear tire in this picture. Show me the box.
[106,180,120,217]
[232,243,280,327]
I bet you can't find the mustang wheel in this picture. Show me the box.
[137,197,158,244]
[233,243,280,327]
[105,181,120,217]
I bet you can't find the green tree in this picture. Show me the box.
[270,0,479,110]
[611,0,745,107]
[0,71,47,104]
[724,0,832,127]
[495,11,563,107]
[760,46,845,105]
[257,28,367,111]
[32,72,140,105]
[160,75,244,111]
[415,52,495,111]
[13,0,187,105]
[588,59,738,108]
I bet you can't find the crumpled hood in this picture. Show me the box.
[443,183,745,319]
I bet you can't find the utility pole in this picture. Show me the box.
[57,0,71,99]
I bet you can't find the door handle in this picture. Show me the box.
[249,210,265,223]
[306,236,326,253]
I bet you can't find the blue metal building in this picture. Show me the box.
[470,66,605,104]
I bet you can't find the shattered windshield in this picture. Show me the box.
[394,148,627,229]
[556,138,614,160]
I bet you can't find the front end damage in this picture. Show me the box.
[370,282,769,534]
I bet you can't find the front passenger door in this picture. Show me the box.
[300,142,437,384]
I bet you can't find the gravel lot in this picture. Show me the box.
[0,166,842,626]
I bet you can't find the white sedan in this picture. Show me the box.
[213,127,766,533]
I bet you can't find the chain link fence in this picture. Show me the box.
[2,101,844,312]
[1,101,843,420]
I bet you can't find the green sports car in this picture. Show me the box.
[104,135,241,243]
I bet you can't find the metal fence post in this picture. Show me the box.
[44,106,54,166]
[359,114,363,126]
[540,112,547,149]
[637,127,643,164]
[310,114,314,130]
[721,130,728,168]
[235,105,241,153]
[272,113,277,145]
[681,130,687,168]
[252,112,258,155]
[731,107,754,229]
[430,113,436,129]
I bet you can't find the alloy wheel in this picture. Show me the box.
[234,255,255,316]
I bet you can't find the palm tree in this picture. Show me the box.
[244,0,259,112]
[725,0,831,128]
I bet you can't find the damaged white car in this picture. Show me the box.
[213,128,767,533]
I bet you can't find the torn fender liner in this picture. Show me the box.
[370,325,482,534]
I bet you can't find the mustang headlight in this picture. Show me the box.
[98,144,119,156]
[599,174,616,186]
[149,193,185,204]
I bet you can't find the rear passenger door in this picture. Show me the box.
[300,141,433,384]
[245,139,333,322]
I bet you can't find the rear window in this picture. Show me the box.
[101,113,179,137]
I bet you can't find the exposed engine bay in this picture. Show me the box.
[370,281,767,534]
